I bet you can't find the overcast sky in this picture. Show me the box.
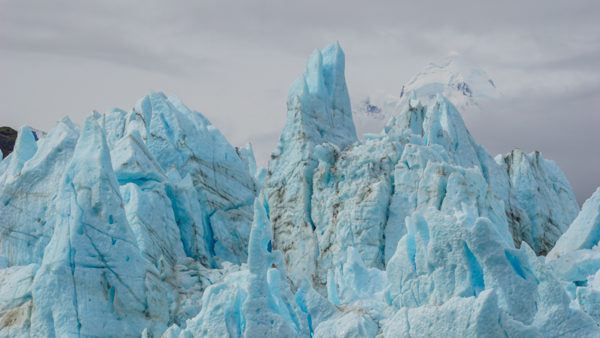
[1,0,599,203]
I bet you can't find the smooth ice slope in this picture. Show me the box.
[549,188,600,258]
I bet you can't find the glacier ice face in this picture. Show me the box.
[262,44,596,337]
[381,96,579,256]
[314,311,378,338]
[0,92,259,336]
[170,196,310,338]
[382,290,529,338]
[0,264,38,336]
[0,42,597,338]
[265,42,358,288]
[267,88,516,293]
[242,197,309,337]
[97,92,256,265]
[112,131,187,274]
[0,119,79,266]
[384,139,512,261]
[132,93,257,265]
[498,149,580,255]
[310,137,399,290]
[385,208,598,337]
[326,246,388,306]
[237,142,258,179]
[30,117,158,337]
[384,94,511,204]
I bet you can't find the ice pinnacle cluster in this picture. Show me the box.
[0,43,598,337]
[0,93,257,337]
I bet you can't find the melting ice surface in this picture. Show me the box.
[0,43,598,337]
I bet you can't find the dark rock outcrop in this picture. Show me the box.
[0,127,18,157]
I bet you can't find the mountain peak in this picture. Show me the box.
[402,53,499,101]
[353,54,500,136]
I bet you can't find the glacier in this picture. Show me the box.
[0,42,598,337]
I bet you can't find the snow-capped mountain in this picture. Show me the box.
[401,53,499,104]
[353,54,500,136]
[0,43,599,337]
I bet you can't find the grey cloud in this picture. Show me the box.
[0,0,599,202]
